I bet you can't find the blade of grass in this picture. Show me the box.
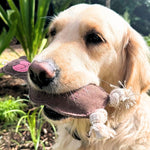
[7,0,28,56]
[16,115,27,132]
[4,109,26,116]
[36,106,45,150]
[7,0,20,16]
[38,38,48,54]
[0,5,10,25]
[36,119,44,150]
[33,0,51,57]
[49,121,57,137]
[0,25,16,54]
[15,99,29,103]
[27,110,37,146]
[19,0,35,54]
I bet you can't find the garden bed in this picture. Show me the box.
[0,44,55,150]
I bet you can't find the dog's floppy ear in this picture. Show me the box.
[122,28,150,94]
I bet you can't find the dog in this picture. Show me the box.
[28,4,150,150]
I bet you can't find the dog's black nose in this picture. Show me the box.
[29,60,58,88]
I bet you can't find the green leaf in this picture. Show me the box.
[0,10,18,54]
[0,25,16,54]
[0,5,10,25]
[19,0,35,49]
[38,38,47,54]
[7,9,18,23]
[4,109,26,116]
[7,0,20,16]
[7,0,28,54]
[58,0,72,12]
[33,0,51,52]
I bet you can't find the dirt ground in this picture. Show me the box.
[0,44,55,150]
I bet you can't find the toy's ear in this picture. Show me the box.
[0,56,31,81]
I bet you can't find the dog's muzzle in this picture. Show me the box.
[28,60,60,89]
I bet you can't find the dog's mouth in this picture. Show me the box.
[29,84,109,120]
[43,106,67,120]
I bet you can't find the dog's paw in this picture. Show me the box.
[89,109,116,139]
[109,87,136,109]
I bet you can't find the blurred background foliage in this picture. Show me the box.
[52,0,150,36]
[0,0,150,59]
[1,0,150,36]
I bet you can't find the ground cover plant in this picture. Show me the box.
[0,96,27,126]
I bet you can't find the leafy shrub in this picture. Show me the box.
[0,96,27,124]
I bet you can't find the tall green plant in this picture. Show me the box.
[16,106,45,150]
[0,0,51,61]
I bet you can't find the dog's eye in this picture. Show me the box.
[85,32,103,45]
[50,28,56,37]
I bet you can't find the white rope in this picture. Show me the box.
[89,109,116,139]
[89,81,136,139]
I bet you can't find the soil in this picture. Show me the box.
[0,75,28,98]
[0,121,55,150]
[0,44,55,150]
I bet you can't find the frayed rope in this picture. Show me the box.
[89,109,116,139]
[89,82,136,139]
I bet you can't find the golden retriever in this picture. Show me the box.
[28,4,150,150]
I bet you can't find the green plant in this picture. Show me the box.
[0,96,56,149]
[16,106,48,150]
[52,0,75,14]
[0,0,51,61]
[0,96,27,124]
[144,35,150,47]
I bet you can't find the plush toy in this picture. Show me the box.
[0,56,30,80]
[0,57,136,139]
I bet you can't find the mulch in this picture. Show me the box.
[0,122,55,150]
[0,75,28,98]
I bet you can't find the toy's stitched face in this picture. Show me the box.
[12,61,30,72]
[0,56,30,81]
[28,4,128,94]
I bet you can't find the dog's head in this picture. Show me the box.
[28,4,150,133]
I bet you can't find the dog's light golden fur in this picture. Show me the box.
[32,4,150,150]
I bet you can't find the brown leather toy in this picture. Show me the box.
[0,57,109,118]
